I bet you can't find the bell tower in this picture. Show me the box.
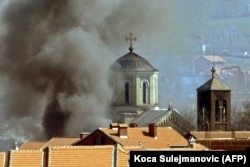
[197,66,231,131]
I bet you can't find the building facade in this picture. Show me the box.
[197,66,231,131]
[110,45,158,123]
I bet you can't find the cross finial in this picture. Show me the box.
[211,66,216,78]
[168,100,173,110]
[126,32,137,52]
[211,55,216,78]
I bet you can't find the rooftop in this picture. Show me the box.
[48,145,114,167]
[0,152,5,167]
[197,77,231,91]
[9,150,43,167]
[41,137,79,149]
[110,51,158,72]
[198,55,226,63]
[19,137,80,151]
[100,126,189,148]
[189,131,250,139]
[19,142,46,150]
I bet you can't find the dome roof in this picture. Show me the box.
[110,51,158,72]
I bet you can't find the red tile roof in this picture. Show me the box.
[19,142,46,150]
[0,152,6,167]
[100,126,189,148]
[9,150,43,167]
[189,131,250,151]
[48,145,114,167]
[116,145,130,167]
[19,137,80,151]
[197,138,250,151]
[189,131,250,139]
[41,137,79,149]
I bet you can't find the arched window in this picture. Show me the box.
[142,80,149,104]
[125,83,129,104]
[215,100,220,122]
[215,100,227,122]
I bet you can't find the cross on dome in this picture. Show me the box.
[126,32,137,52]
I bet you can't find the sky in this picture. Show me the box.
[0,0,250,151]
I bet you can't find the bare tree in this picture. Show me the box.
[232,102,250,130]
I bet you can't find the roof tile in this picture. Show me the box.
[9,150,43,167]
[19,142,46,150]
[190,131,250,139]
[41,137,79,149]
[101,126,189,148]
[48,145,114,167]
[0,152,5,167]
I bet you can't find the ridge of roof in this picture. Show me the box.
[10,149,42,152]
[100,126,188,148]
[189,131,250,139]
[49,145,114,149]
[19,141,46,150]
[41,137,79,149]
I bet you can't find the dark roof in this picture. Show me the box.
[110,51,158,72]
[130,109,169,126]
[197,77,230,91]
[130,105,185,127]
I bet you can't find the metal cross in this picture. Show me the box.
[126,32,137,52]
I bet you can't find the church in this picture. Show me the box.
[109,33,159,123]
[109,33,195,135]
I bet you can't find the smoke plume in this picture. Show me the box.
[0,0,122,143]
[0,0,234,150]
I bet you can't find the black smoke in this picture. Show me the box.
[0,0,117,144]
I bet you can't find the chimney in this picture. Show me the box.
[148,123,157,139]
[110,123,119,130]
[79,132,90,139]
[118,124,128,138]
[14,141,19,151]
[129,123,138,127]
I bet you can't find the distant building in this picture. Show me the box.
[195,55,226,77]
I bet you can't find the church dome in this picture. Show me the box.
[110,51,158,72]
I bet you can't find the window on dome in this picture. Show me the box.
[125,83,129,104]
[142,81,149,104]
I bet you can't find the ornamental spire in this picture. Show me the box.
[211,55,216,78]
